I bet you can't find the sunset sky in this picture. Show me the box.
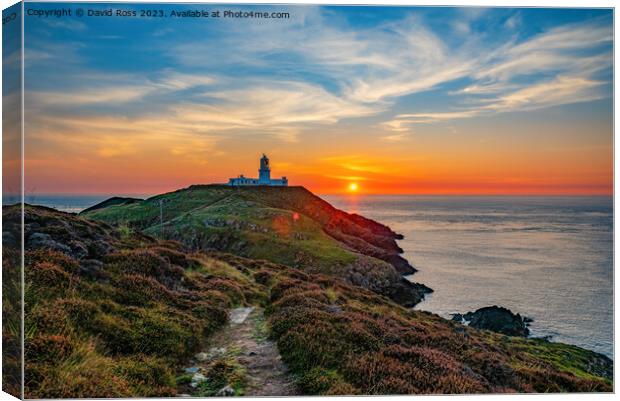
[20,4,613,195]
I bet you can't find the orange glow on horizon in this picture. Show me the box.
[22,163,613,197]
[21,120,612,197]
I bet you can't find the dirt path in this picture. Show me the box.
[178,307,298,397]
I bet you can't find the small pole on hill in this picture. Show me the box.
[159,199,164,237]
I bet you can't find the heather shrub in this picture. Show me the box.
[28,303,70,334]
[26,249,80,274]
[253,269,275,285]
[16,204,614,397]
[56,298,101,328]
[194,358,247,396]
[19,206,273,398]
[112,274,174,306]
[26,340,132,399]
[278,321,349,371]
[271,289,331,310]
[26,334,74,364]
[128,307,201,358]
[201,277,245,306]
[267,271,613,394]
[2,248,22,397]
[269,305,333,338]
[149,245,201,270]
[91,313,137,355]
[298,368,355,394]
[27,261,76,298]
[186,299,229,332]
[114,355,176,396]
[105,249,184,286]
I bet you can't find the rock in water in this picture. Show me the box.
[457,306,530,337]
[451,313,465,323]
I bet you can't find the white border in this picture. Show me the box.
[0,1,616,401]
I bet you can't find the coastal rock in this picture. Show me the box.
[453,306,530,337]
[91,239,116,258]
[27,232,73,254]
[451,313,464,322]
[389,278,433,307]
[3,231,17,247]
[68,240,89,259]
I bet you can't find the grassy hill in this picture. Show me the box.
[2,205,612,397]
[81,185,430,306]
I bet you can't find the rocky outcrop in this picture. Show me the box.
[390,279,433,307]
[3,205,121,262]
[452,306,530,337]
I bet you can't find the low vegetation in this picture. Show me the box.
[2,247,22,397]
[80,185,427,306]
[3,205,263,398]
[2,202,613,397]
[264,270,613,394]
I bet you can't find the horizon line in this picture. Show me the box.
[7,190,614,198]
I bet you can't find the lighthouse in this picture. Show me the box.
[258,154,271,184]
[227,154,289,186]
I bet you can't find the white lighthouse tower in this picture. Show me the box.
[258,154,271,184]
[227,154,288,186]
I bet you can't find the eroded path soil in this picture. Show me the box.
[178,307,298,397]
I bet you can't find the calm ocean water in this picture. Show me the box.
[324,195,613,358]
[11,194,613,358]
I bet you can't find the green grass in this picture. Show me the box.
[81,186,391,291]
[175,374,193,386]
[9,202,613,397]
[117,223,133,239]
[253,312,269,342]
[193,357,247,397]
[2,247,23,397]
[6,205,262,398]
[80,185,430,309]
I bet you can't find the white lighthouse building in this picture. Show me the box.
[228,154,288,186]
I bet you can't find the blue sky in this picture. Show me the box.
[20,3,614,194]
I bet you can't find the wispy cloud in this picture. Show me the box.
[24,6,612,143]
[172,11,611,133]
[386,74,608,126]
[30,86,153,105]
[382,18,612,130]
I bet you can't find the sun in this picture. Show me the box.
[348,182,359,192]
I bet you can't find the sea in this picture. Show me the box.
[324,195,614,359]
[9,194,614,358]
